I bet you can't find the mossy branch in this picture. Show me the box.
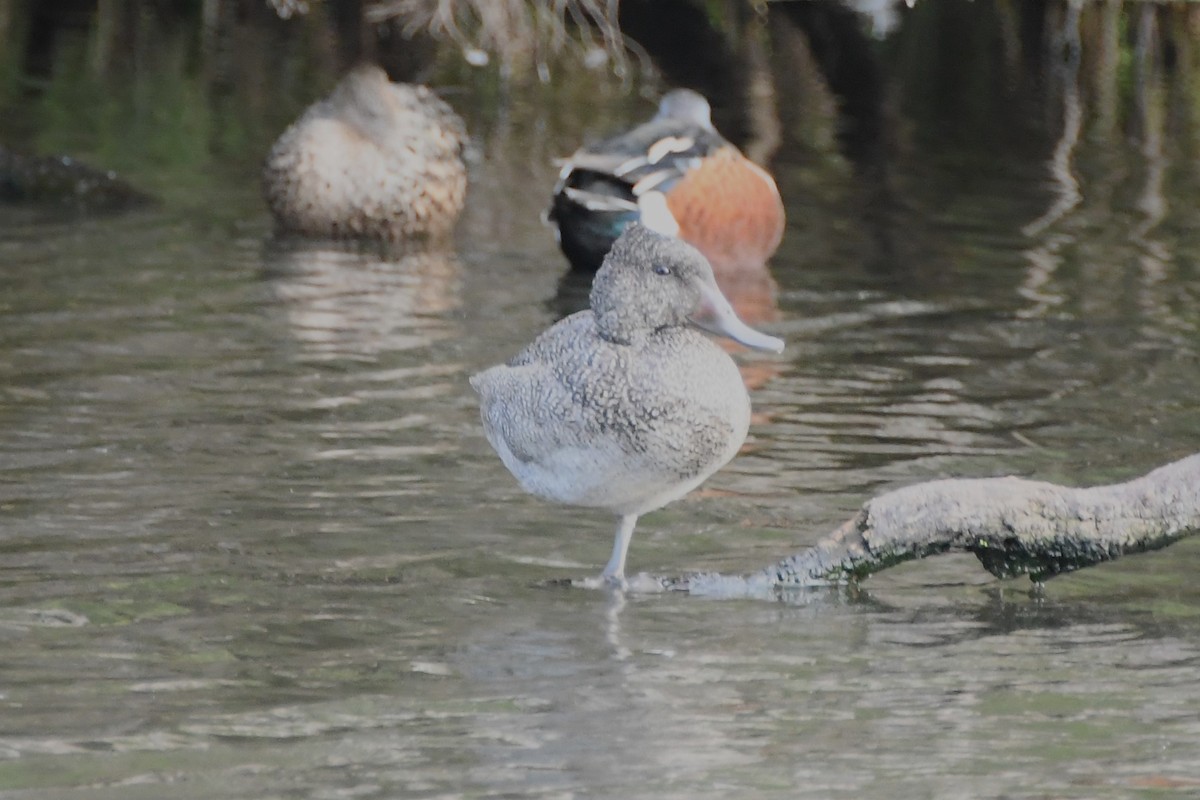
[665,453,1200,596]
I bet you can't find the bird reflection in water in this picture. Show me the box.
[262,240,463,361]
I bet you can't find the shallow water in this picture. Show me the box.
[3,2,1200,798]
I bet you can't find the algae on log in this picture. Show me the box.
[669,453,1200,595]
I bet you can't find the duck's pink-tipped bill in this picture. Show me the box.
[690,280,784,354]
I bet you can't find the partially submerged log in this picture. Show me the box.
[667,453,1200,596]
[0,146,154,212]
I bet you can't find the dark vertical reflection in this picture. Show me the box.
[617,0,756,146]
[771,1,906,278]
[772,1,890,170]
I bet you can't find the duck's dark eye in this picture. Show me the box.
[653,264,671,276]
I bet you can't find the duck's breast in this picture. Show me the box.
[618,327,752,477]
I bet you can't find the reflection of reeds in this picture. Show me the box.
[1019,1,1188,330]
[366,0,626,76]
[1021,0,1082,238]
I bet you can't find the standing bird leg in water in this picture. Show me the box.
[471,225,783,587]
[603,515,638,583]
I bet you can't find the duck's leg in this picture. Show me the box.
[600,514,639,585]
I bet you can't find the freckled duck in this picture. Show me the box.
[263,64,467,242]
[470,224,783,586]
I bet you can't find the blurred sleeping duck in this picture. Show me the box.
[263,64,467,243]
[548,88,785,273]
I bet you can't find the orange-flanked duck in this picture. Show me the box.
[548,88,785,273]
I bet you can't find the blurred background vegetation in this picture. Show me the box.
[0,0,1198,221]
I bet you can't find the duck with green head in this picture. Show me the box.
[548,88,785,274]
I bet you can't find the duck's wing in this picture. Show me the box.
[472,315,653,464]
[472,325,644,510]
[470,314,596,462]
[551,120,726,205]
[548,121,727,270]
[477,317,733,464]
[471,318,750,509]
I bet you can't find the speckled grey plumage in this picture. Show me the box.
[263,64,467,242]
[471,225,781,583]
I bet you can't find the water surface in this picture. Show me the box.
[2,2,1200,797]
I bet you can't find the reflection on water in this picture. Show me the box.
[2,1,1200,798]
[263,239,464,360]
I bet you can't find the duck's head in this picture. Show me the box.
[590,225,784,353]
[653,88,714,130]
[327,65,395,123]
[327,65,466,158]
